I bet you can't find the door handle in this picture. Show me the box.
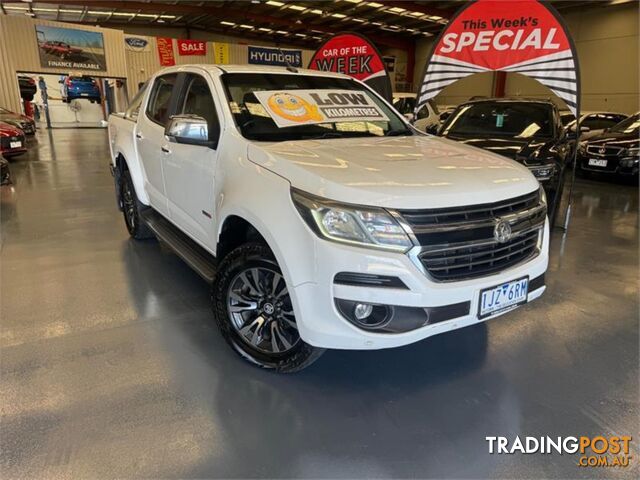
[135,133,143,140]
[161,146,171,154]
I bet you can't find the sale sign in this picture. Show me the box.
[177,39,207,56]
[156,37,175,66]
[308,33,392,102]
[416,0,579,115]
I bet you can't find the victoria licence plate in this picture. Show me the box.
[10,141,22,148]
[588,158,608,167]
[478,276,529,319]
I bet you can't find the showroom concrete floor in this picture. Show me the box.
[1,129,638,479]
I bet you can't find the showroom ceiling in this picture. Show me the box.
[0,0,618,48]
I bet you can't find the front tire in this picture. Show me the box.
[120,170,153,240]
[212,243,324,373]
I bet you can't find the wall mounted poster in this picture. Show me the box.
[157,37,176,66]
[35,25,106,71]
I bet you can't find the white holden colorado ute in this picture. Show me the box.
[108,65,549,372]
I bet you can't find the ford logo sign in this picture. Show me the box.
[125,37,148,49]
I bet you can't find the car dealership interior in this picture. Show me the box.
[0,1,638,478]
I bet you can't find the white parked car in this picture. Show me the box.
[392,92,440,132]
[108,65,549,372]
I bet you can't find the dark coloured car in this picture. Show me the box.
[437,98,570,222]
[18,75,37,102]
[0,107,36,135]
[61,76,101,103]
[1,154,11,185]
[577,113,639,178]
[0,122,27,157]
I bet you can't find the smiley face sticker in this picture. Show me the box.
[267,93,323,123]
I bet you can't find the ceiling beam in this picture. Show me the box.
[377,1,455,19]
[4,0,414,49]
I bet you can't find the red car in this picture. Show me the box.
[40,41,82,59]
[0,122,27,157]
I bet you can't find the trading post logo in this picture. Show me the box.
[486,436,633,468]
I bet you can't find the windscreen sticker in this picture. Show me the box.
[252,89,389,128]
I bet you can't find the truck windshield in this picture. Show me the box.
[221,73,411,141]
[442,102,554,138]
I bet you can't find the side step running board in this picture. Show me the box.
[141,209,217,283]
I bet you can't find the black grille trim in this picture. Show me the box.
[334,272,409,289]
[418,230,540,281]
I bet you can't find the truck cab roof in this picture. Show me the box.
[157,64,352,79]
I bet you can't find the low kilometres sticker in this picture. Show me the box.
[252,89,389,128]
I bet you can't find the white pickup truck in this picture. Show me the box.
[108,64,549,372]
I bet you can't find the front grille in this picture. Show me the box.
[418,230,540,281]
[397,190,545,282]
[587,145,623,157]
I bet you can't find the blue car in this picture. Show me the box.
[60,76,101,103]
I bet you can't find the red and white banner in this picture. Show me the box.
[416,0,580,115]
[156,37,175,66]
[177,39,207,56]
[309,33,392,102]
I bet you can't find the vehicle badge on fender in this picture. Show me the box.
[494,220,512,244]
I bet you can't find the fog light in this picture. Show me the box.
[354,303,373,320]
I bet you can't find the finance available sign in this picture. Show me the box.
[253,89,388,128]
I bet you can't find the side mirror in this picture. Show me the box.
[165,114,218,148]
[426,123,440,135]
[403,112,415,123]
[580,126,591,133]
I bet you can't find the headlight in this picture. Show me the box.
[624,147,639,157]
[291,188,413,253]
[539,185,547,207]
[529,164,557,181]
[578,141,587,154]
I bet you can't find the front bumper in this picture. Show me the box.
[579,155,639,176]
[290,220,549,350]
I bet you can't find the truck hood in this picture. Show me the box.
[247,135,539,209]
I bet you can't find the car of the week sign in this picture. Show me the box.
[308,33,393,102]
[253,89,389,128]
[416,0,579,116]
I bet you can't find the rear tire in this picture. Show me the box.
[120,170,154,240]
[212,243,324,373]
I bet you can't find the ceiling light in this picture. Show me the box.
[220,21,236,26]
[288,5,306,11]
[312,36,322,40]
[156,19,165,23]
[367,2,383,8]
[251,0,261,3]
[258,27,272,32]
[295,33,307,37]
[428,15,443,21]
[388,7,406,13]
[351,18,366,22]
[32,7,57,12]
[344,0,363,3]
[266,0,284,5]
[239,24,254,29]
[310,9,323,15]
[423,32,433,36]
[410,11,424,17]
[276,30,288,34]
[111,12,135,16]
[371,21,382,26]
[25,12,36,16]
[137,14,158,18]
[3,5,28,10]
[159,15,176,19]
[332,13,347,18]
